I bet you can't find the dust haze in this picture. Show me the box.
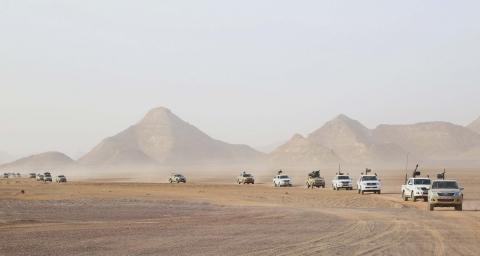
[2,1,480,255]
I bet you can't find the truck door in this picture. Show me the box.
[406,179,413,193]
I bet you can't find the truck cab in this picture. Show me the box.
[401,178,431,202]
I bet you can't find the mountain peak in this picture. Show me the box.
[330,114,362,126]
[467,116,480,134]
[291,133,306,141]
[321,114,368,133]
[335,114,352,120]
[270,133,340,167]
[140,107,179,124]
[147,106,172,114]
[307,114,373,158]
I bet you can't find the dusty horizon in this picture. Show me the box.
[1,1,480,158]
[2,106,480,175]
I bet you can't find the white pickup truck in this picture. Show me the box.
[401,178,431,202]
[332,175,353,190]
[357,175,381,194]
[273,174,292,187]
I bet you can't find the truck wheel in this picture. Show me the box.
[377,191,381,194]
[322,185,325,188]
[429,204,434,211]
[402,191,408,201]
[252,181,254,184]
[412,192,417,202]
[455,205,463,211]
[361,190,364,195]
[423,197,428,202]
[358,189,360,194]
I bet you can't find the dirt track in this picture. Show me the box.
[1,175,480,256]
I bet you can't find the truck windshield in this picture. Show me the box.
[243,174,252,177]
[432,181,458,189]
[414,179,431,185]
[279,175,289,179]
[363,176,378,181]
[338,176,350,180]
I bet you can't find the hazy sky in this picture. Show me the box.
[1,0,479,158]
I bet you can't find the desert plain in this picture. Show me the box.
[1,169,480,256]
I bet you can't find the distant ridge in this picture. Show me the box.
[269,134,340,168]
[3,110,480,172]
[270,114,480,168]
[373,121,480,159]
[0,151,75,171]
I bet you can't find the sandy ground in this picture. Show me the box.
[1,170,480,256]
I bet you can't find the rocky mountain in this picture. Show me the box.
[269,134,340,168]
[373,122,480,160]
[270,114,480,168]
[79,107,265,168]
[307,115,406,165]
[467,117,480,134]
[3,110,479,172]
[0,151,75,171]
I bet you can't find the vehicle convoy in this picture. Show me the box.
[273,170,292,187]
[168,173,186,183]
[401,165,431,202]
[357,169,381,194]
[332,173,353,190]
[305,170,325,189]
[44,172,53,182]
[55,175,67,183]
[237,171,255,184]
